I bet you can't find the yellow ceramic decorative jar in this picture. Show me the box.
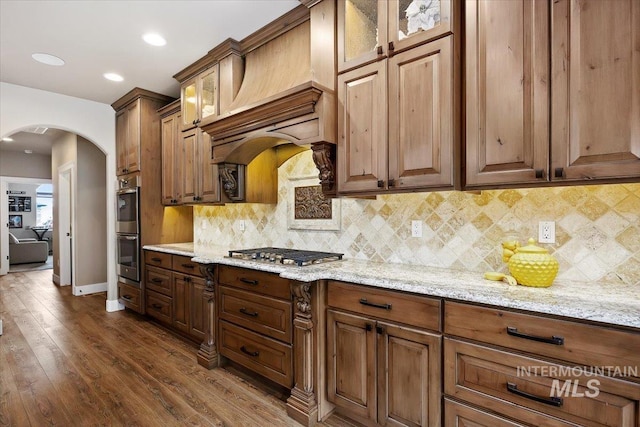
[507,238,559,288]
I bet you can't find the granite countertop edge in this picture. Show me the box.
[144,244,640,330]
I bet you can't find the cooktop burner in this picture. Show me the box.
[228,247,343,266]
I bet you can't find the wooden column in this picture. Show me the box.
[197,264,219,369]
[287,281,318,426]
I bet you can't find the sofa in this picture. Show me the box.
[8,232,48,264]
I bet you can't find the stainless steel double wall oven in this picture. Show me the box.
[116,175,140,282]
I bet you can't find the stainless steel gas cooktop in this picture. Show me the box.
[228,247,343,266]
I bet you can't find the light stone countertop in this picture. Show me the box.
[144,243,640,330]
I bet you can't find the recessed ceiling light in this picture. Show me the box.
[143,33,166,47]
[24,149,33,154]
[1,137,14,142]
[104,73,124,82]
[32,52,65,66]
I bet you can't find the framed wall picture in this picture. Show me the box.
[8,196,31,212]
[9,214,23,229]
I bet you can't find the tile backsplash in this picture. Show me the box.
[194,150,640,286]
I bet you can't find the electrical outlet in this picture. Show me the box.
[411,220,422,238]
[238,220,246,231]
[538,221,555,244]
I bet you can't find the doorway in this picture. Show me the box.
[58,162,74,289]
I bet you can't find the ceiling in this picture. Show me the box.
[0,0,300,155]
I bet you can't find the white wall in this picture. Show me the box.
[76,136,107,288]
[0,82,120,310]
[0,151,52,179]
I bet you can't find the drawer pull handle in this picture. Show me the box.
[151,257,162,262]
[506,327,564,345]
[239,308,258,317]
[181,264,195,269]
[151,303,162,309]
[151,278,163,283]
[240,346,259,357]
[506,382,563,407]
[240,278,258,286]
[359,298,392,310]
[122,295,132,300]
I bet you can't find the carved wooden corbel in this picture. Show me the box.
[197,264,219,369]
[219,163,245,202]
[311,143,336,196]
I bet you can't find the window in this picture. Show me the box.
[36,183,53,227]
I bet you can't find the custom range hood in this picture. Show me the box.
[196,3,337,199]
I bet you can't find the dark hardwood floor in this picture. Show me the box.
[0,270,356,427]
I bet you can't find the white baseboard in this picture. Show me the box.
[52,273,60,285]
[106,299,125,312]
[73,282,107,296]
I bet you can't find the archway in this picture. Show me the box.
[0,82,120,311]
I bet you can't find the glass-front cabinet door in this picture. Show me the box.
[338,0,387,72]
[181,79,197,130]
[338,0,452,73]
[180,64,218,130]
[389,0,451,53]
[199,66,218,122]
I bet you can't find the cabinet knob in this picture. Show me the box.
[377,45,383,55]
[388,178,396,187]
[554,168,564,178]
[388,41,395,52]
[377,180,384,188]
[535,169,544,179]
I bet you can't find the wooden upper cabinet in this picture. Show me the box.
[160,107,182,205]
[338,36,455,194]
[179,127,219,204]
[180,64,219,130]
[337,0,452,73]
[465,0,550,187]
[116,109,128,175]
[388,36,454,189]
[338,61,388,193]
[551,0,640,181]
[116,100,141,176]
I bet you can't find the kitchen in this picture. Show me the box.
[1,1,639,426]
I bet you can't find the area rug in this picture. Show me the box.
[9,255,53,273]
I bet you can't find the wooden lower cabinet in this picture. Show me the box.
[444,301,640,427]
[327,308,441,427]
[189,276,207,342]
[118,280,142,313]
[172,274,190,333]
[215,266,293,389]
[143,250,205,343]
[444,399,529,427]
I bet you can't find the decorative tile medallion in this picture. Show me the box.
[294,185,331,220]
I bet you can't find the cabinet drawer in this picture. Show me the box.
[327,281,441,331]
[219,320,293,388]
[146,290,172,324]
[444,338,640,427]
[145,266,172,296]
[144,251,172,269]
[445,301,640,379]
[218,266,290,300]
[444,399,531,427]
[118,281,142,313]
[219,285,292,343]
[172,255,202,277]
